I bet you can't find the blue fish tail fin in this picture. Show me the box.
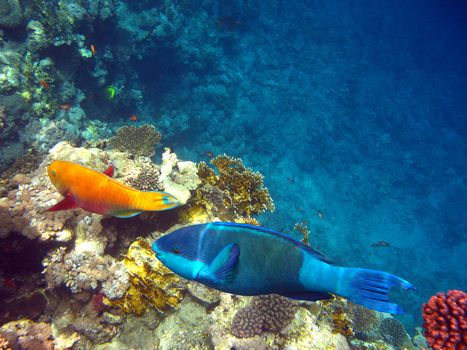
[339,268,414,314]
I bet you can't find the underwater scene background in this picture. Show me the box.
[0,0,466,349]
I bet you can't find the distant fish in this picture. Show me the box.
[106,85,116,100]
[130,114,138,122]
[317,210,324,220]
[59,103,72,111]
[153,222,414,314]
[91,44,96,55]
[39,79,49,89]
[371,241,391,248]
[216,15,243,30]
[47,160,180,217]
[202,151,214,158]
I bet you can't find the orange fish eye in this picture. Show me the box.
[50,170,56,176]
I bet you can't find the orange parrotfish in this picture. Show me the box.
[47,160,180,218]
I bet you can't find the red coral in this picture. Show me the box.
[422,289,467,350]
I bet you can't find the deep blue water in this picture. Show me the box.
[148,0,467,330]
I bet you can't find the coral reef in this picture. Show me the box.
[181,154,275,224]
[104,238,185,315]
[422,289,467,350]
[0,320,53,350]
[107,124,162,157]
[379,317,412,348]
[0,0,23,28]
[231,295,297,338]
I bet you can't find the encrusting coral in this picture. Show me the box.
[107,124,162,157]
[104,238,185,315]
[181,154,275,224]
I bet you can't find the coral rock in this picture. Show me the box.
[0,320,53,350]
[0,0,23,28]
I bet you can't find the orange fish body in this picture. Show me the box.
[47,160,180,217]
[91,44,96,55]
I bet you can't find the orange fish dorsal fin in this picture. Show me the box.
[103,164,115,177]
[48,193,79,211]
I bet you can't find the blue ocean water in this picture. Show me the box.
[148,0,467,330]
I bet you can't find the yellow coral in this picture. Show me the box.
[104,238,184,315]
[181,154,274,224]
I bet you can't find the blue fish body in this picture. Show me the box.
[153,222,414,314]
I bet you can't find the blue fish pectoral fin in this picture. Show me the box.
[280,291,334,302]
[47,193,79,211]
[204,243,240,285]
[113,209,143,218]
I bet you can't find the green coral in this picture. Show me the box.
[107,124,162,157]
[180,154,274,224]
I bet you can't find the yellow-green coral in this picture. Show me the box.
[104,238,184,315]
[107,124,162,157]
[181,154,274,224]
[294,221,310,246]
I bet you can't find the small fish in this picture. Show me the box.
[106,85,116,100]
[47,160,180,217]
[153,222,414,314]
[59,103,72,111]
[202,151,214,158]
[91,44,96,55]
[39,79,49,89]
[130,114,138,122]
[371,240,391,248]
[317,210,324,220]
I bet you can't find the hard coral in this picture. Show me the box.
[105,238,185,315]
[0,320,53,350]
[184,154,274,224]
[231,295,297,338]
[107,124,162,157]
[379,317,410,348]
[422,289,467,350]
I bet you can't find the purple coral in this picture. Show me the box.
[231,295,297,338]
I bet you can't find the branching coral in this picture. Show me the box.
[181,154,274,224]
[231,295,297,338]
[105,238,185,315]
[107,124,162,157]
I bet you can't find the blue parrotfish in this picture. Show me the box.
[152,222,414,314]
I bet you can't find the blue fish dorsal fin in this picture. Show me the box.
[211,222,332,264]
[207,243,240,284]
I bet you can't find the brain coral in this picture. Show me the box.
[231,295,297,338]
[422,289,467,350]
[107,124,162,157]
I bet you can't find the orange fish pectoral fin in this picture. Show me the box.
[48,193,79,212]
[112,209,143,218]
[103,164,115,177]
